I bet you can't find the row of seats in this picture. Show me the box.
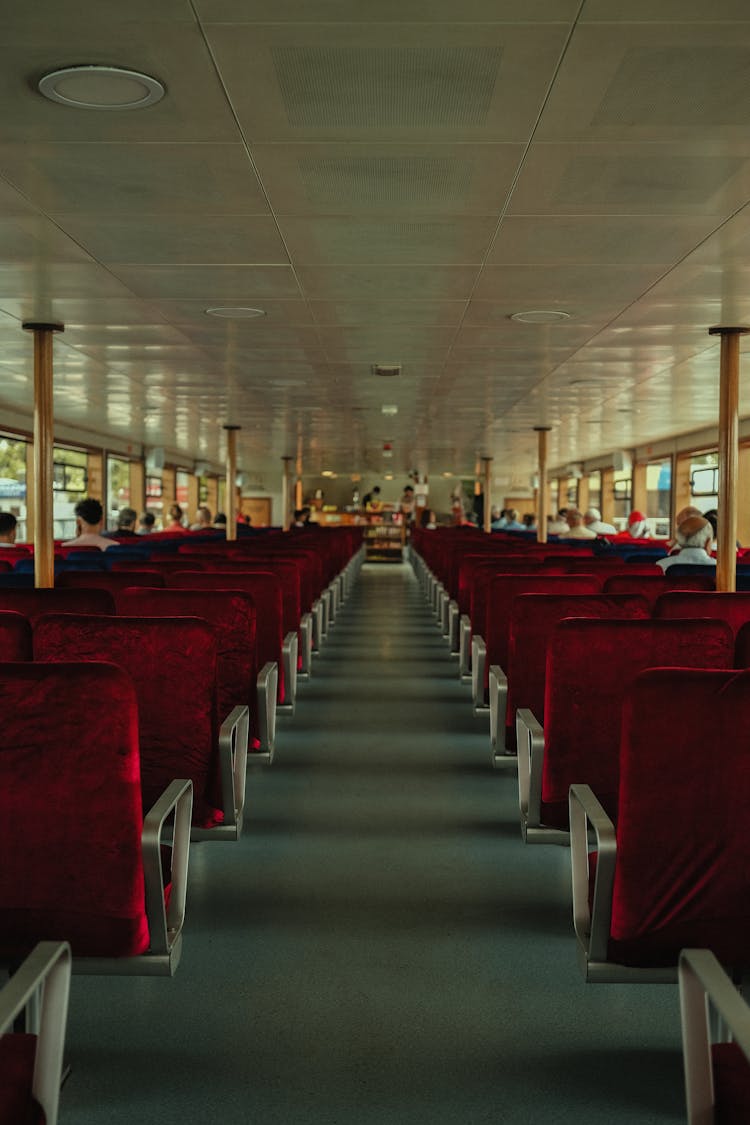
[0,528,364,1121]
[411,529,750,1122]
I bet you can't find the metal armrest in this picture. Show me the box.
[299,613,313,676]
[142,779,194,958]
[0,941,71,1125]
[215,704,249,835]
[280,630,298,712]
[516,708,544,825]
[440,589,450,636]
[569,784,616,964]
[448,600,460,654]
[679,949,750,1125]
[255,660,278,761]
[471,635,487,710]
[489,664,508,757]
[312,598,323,651]
[459,614,472,678]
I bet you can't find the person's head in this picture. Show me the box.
[139,511,156,532]
[116,507,137,531]
[703,508,718,538]
[490,506,501,520]
[557,508,568,520]
[675,505,701,530]
[676,515,713,553]
[507,508,519,524]
[627,510,649,538]
[584,507,602,526]
[195,505,212,527]
[168,503,183,525]
[213,512,227,528]
[372,486,381,496]
[0,511,17,543]
[522,513,536,528]
[74,498,104,532]
[566,508,584,528]
[403,485,414,495]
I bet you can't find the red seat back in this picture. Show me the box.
[654,591,750,640]
[541,618,734,830]
[608,667,750,967]
[57,571,166,590]
[33,615,220,829]
[0,587,114,622]
[0,663,148,958]
[0,611,32,661]
[202,559,301,635]
[505,593,649,749]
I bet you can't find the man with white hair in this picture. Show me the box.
[583,507,616,535]
[656,515,716,572]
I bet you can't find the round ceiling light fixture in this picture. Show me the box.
[205,307,266,319]
[38,65,165,110]
[509,310,572,325]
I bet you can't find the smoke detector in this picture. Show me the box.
[372,364,401,377]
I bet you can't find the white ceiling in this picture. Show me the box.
[2,0,750,487]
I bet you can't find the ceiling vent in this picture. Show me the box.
[372,364,401,377]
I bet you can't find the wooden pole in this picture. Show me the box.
[281,456,293,531]
[23,321,63,588]
[710,326,749,592]
[223,425,240,542]
[482,457,492,534]
[534,427,551,544]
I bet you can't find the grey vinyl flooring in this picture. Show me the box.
[62,559,686,1123]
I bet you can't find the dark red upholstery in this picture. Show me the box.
[602,572,713,607]
[541,618,734,831]
[712,1043,750,1124]
[0,611,32,661]
[504,593,649,749]
[654,591,750,639]
[457,554,540,615]
[114,588,260,748]
[0,588,114,622]
[483,574,601,698]
[203,558,301,637]
[0,1033,45,1124]
[167,571,287,704]
[734,621,750,667]
[57,571,166,590]
[607,668,750,968]
[0,662,149,958]
[33,615,221,829]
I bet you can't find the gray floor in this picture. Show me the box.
[62,560,686,1123]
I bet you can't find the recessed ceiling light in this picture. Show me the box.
[205,307,266,319]
[510,310,572,325]
[381,404,398,415]
[372,364,401,377]
[38,65,165,110]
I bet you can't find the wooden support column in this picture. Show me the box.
[281,456,293,531]
[23,321,63,588]
[534,427,551,544]
[130,460,146,519]
[223,425,240,542]
[482,456,492,533]
[710,325,749,592]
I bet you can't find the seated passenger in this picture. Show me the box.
[560,508,596,539]
[165,503,188,532]
[0,511,17,545]
[113,507,138,537]
[503,508,525,531]
[522,513,537,532]
[615,509,651,539]
[583,507,616,535]
[490,506,506,530]
[137,511,156,534]
[190,505,213,530]
[62,498,114,551]
[547,509,570,535]
[213,512,227,529]
[656,515,716,572]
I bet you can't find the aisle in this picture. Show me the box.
[63,560,684,1124]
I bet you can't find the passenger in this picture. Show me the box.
[560,508,596,539]
[583,507,616,535]
[62,498,114,551]
[0,511,17,545]
[113,507,138,537]
[547,509,570,535]
[666,505,703,554]
[292,507,311,528]
[656,516,716,572]
[165,503,188,532]
[213,512,227,529]
[190,505,212,531]
[364,486,382,513]
[399,485,415,522]
[490,506,506,529]
[618,510,651,539]
[503,508,525,531]
[522,513,537,531]
[137,512,156,535]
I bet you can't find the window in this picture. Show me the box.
[52,446,88,538]
[689,452,719,513]
[106,456,131,529]
[0,436,28,540]
[646,458,671,536]
[612,469,632,523]
[587,471,602,513]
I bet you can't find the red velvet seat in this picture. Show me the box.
[32,615,240,840]
[475,574,601,710]
[654,591,750,641]
[0,610,32,661]
[491,593,649,758]
[570,668,750,981]
[0,664,191,974]
[57,570,166,590]
[0,942,71,1125]
[0,587,114,622]
[518,618,734,842]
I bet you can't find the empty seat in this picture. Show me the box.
[570,667,750,982]
[0,610,32,660]
[0,941,71,1125]
[655,590,750,638]
[0,587,114,621]
[517,617,734,843]
[0,663,192,974]
[57,570,166,591]
[33,615,245,841]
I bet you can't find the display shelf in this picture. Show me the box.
[363,522,405,562]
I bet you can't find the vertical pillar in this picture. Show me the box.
[482,456,492,533]
[534,427,551,544]
[130,460,146,520]
[709,326,749,592]
[23,321,63,588]
[223,425,240,542]
[281,456,293,531]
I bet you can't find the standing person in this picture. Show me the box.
[62,498,114,551]
[0,511,17,545]
[364,487,382,513]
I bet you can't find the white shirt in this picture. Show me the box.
[586,519,617,535]
[656,548,716,572]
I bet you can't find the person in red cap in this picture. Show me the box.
[613,509,651,540]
